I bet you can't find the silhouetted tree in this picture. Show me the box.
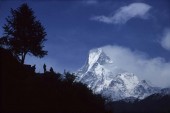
[32,65,36,72]
[0,3,47,64]
[65,72,76,84]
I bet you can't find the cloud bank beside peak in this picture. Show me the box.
[160,28,170,51]
[100,45,170,88]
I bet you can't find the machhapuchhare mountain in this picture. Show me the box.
[76,47,170,101]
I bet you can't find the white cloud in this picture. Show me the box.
[100,45,170,88]
[91,3,151,24]
[161,28,170,51]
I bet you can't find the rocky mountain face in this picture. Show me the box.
[76,48,162,101]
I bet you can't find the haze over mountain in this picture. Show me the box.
[76,45,170,100]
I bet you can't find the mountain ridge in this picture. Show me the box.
[76,47,168,101]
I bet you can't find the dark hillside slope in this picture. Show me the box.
[106,93,170,113]
[0,47,107,113]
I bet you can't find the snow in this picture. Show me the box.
[88,48,102,71]
[118,73,139,90]
[76,47,160,101]
[94,64,103,76]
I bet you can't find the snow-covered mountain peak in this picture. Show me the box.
[88,48,113,70]
[88,48,102,67]
[76,47,161,101]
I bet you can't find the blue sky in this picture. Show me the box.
[0,0,170,74]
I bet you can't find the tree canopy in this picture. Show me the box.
[0,3,47,64]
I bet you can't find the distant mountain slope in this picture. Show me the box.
[106,92,170,113]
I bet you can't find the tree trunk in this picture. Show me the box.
[21,52,26,64]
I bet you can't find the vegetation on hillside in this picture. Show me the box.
[0,47,108,113]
